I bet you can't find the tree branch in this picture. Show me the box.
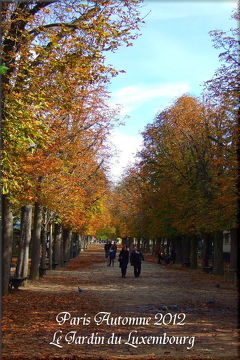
[29,1,58,16]
[29,22,78,36]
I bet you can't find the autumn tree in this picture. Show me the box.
[109,10,239,275]
[112,93,237,273]
[1,0,143,293]
[204,9,239,276]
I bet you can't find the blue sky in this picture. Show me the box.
[106,0,237,181]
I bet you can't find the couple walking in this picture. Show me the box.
[119,245,144,278]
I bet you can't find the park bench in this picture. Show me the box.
[9,276,27,290]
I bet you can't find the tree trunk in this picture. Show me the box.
[230,228,238,271]
[59,227,64,266]
[63,228,68,263]
[40,208,48,277]
[77,234,82,254]
[165,239,170,256]
[137,238,140,248]
[68,230,72,258]
[201,234,212,268]
[70,231,75,258]
[63,229,72,263]
[151,238,156,255]
[190,236,198,269]
[48,222,53,270]
[182,237,191,266]
[77,234,81,254]
[161,238,165,251]
[175,237,183,264]
[128,237,134,248]
[2,195,13,295]
[15,207,25,278]
[16,205,32,279]
[145,238,150,252]
[53,223,62,267]
[71,232,76,258]
[81,235,85,250]
[213,231,224,275]
[29,202,43,280]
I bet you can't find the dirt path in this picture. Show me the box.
[2,245,239,360]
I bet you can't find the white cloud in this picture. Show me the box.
[108,131,143,182]
[111,82,190,115]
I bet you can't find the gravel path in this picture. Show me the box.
[3,245,239,360]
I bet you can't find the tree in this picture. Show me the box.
[112,93,237,273]
[1,0,143,292]
[205,10,239,104]
[204,10,239,276]
[107,10,239,276]
[15,205,32,279]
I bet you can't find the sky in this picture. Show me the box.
[105,0,237,182]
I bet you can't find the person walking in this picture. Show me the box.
[156,246,164,264]
[108,242,116,266]
[130,246,144,277]
[118,245,129,278]
[170,248,176,264]
[112,241,117,253]
[104,241,111,259]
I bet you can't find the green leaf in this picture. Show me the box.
[0,64,9,74]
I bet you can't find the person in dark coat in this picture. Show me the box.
[170,248,176,264]
[130,246,144,277]
[156,246,164,264]
[108,242,116,266]
[118,245,129,278]
[112,241,117,252]
[104,241,111,259]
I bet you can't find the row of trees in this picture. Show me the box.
[15,208,91,281]
[110,11,239,276]
[1,0,143,294]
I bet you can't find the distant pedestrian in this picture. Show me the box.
[156,246,164,264]
[130,246,144,277]
[118,245,129,278]
[104,241,111,259]
[170,248,176,264]
[108,242,116,266]
[112,241,117,253]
